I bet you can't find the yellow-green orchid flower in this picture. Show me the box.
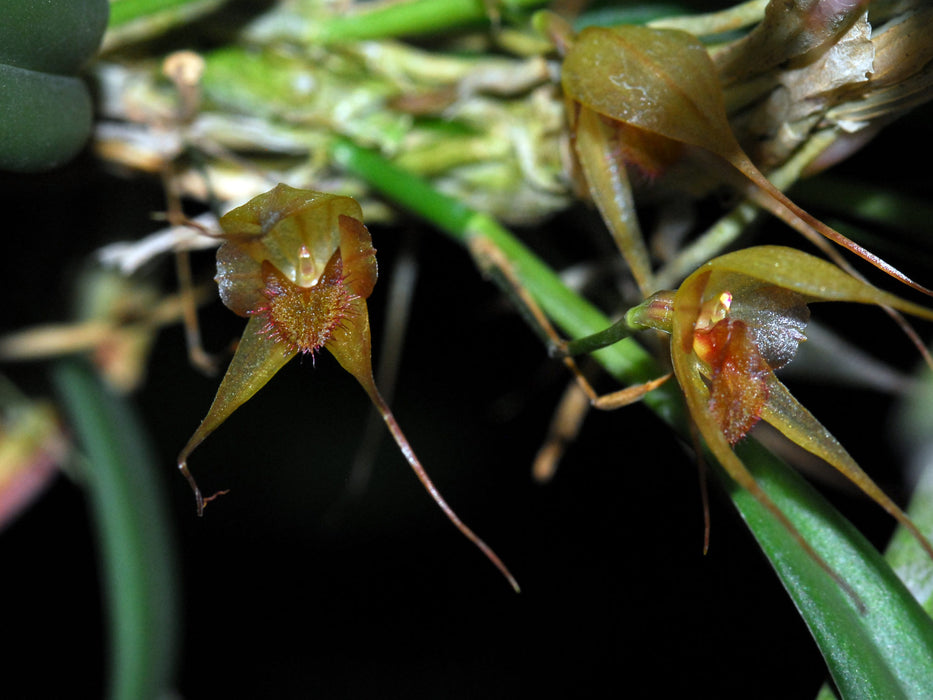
[177,184,517,590]
[625,245,933,581]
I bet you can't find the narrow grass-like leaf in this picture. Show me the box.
[52,359,178,700]
[889,372,933,616]
[731,439,933,698]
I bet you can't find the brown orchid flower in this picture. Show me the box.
[177,184,517,590]
[623,245,933,580]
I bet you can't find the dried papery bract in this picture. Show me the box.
[561,24,933,297]
[178,184,517,591]
[627,245,933,592]
[714,0,871,86]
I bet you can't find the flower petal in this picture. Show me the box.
[178,315,296,466]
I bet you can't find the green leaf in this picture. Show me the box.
[732,439,933,698]
[0,0,108,75]
[53,359,178,700]
[0,0,107,172]
[0,64,93,172]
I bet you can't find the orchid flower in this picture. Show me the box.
[623,245,933,581]
[177,184,517,590]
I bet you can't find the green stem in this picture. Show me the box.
[52,359,178,700]
[314,0,550,43]
[104,0,225,50]
[108,0,221,27]
[561,317,638,357]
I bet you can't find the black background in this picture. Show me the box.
[3,57,932,700]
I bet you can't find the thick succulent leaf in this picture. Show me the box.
[0,0,108,75]
[0,0,108,172]
[0,64,94,172]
